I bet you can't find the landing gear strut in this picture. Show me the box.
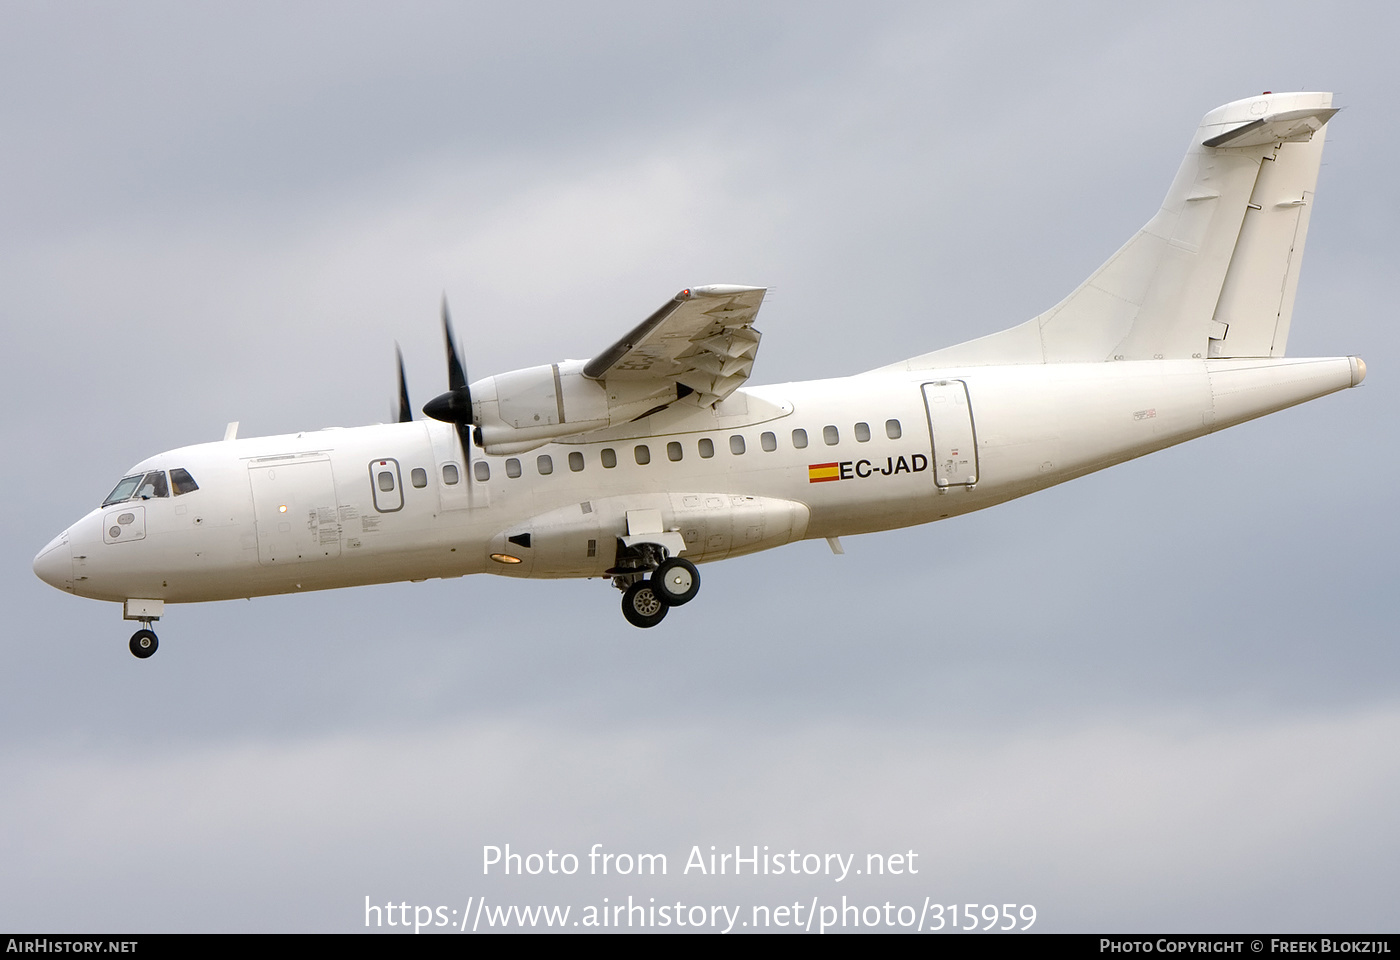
[129,627,158,659]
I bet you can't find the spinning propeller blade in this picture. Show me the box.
[395,344,413,423]
[422,296,476,468]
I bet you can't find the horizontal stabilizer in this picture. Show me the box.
[1203,106,1339,148]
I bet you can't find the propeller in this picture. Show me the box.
[394,343,413,423]
[422,295,476,471]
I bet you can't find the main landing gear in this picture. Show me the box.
[615,555,701,629]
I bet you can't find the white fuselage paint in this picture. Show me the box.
[36,356,1360,607]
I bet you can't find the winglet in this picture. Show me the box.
[223,421,239,441]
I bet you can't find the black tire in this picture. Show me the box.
[651,557,700,606]
[621,581,669,628]
[129,629,158,659]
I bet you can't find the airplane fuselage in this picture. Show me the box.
[35,356,1362,607]
[32,92,1366,651]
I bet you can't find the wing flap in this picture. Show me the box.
[584,285,766,407]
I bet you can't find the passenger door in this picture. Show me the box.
[922,380,979,487]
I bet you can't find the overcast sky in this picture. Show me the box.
[4,0,1397,934]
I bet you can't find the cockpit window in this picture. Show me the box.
[135,471,169,499]
[103,475,144,507]
[102,470,170,506]
[170,468,199,495]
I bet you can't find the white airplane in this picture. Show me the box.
[34,91,1366,658]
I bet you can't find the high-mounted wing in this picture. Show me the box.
[583,284,766,407]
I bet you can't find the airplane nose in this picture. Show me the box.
[33,532,73,592]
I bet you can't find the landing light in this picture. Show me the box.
[490,553,523,565]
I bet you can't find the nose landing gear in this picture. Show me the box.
[129,628,158,659]
[122,600,165,659]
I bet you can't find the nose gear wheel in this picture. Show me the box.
[129,628,158,659]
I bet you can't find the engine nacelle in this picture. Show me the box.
[470,359,676,455]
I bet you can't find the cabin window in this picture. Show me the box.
[505,458,522,479]
[729,435,746,455]
[698,438,714,458]
[635,445,651,465]
[823,425,839,445]
[855,422,871,442]
[568,451,584,472]
[601,448,617,468]
[667,441,683,462]
[369,459,403,512]
[170,468,199,495]
[791,429,808,449]
[761,431,777,452]
[443,464,460,485]
[537,455,553,476]
[886,419,902,439]
[410,467,428,488]
[473,461,490,482]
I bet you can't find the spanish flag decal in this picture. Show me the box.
[808,462,840,483]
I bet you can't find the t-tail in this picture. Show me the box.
[900,91,1341,367]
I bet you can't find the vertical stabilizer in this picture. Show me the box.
[893,92,1336,370]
